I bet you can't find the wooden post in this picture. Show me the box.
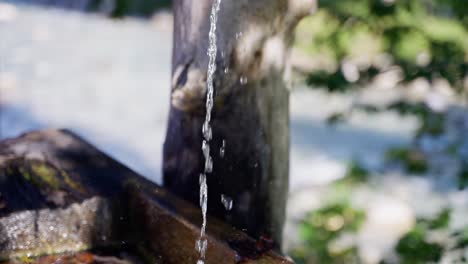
[163,0,314,246]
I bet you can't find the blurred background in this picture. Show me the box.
[0,0,467,263]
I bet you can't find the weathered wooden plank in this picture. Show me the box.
[127,184,291,264]
[0,129,292,263]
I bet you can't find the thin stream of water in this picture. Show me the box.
[196,0,222,263]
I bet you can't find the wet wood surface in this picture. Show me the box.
[164,0,314,246]
[0,129,292,264]
[1,250,146,264]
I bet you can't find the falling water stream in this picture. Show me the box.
[196,0,222,263]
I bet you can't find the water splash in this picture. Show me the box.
[220,140,226,158]
[221,194,233,211]
[197,0,222,263]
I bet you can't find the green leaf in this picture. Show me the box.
[396,224,444,264]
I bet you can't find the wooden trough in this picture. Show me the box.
[0,129,292,264]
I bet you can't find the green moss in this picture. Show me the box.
[18,167,32,182]
[30,162,60,189]
[12,160,85,193]
[60,170,84,193]
[18,256,34,263]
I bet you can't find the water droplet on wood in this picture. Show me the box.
[196,238,208,253]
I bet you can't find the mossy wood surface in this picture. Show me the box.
[0,129,292,264]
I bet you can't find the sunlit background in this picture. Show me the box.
[0,0,467,263]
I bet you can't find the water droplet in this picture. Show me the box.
[220,140,226,158]
[199,174,208,211]
[224,67,229,74]
[240,76,248,85]
[202,122,212,141]
[196,238,208,253]
[205,156,213,173]
[221,194,233,211]
[202,140,210,158]
[199,173,207,187]
[197,260,205,264]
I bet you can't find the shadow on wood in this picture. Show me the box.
[0,129,292,264]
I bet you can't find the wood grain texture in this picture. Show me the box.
[164,0,314,246]
[0,129,292,263]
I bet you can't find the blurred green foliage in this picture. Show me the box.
[385,147,429,173]
[459,167,468,189]
[296,0,468,147]
[291,154,468,263]
[292,167,366,264]
[393,209,450,264]
[337,160,370,184]
[394,223,444,263]
[291,194,464,264]
[293,203,365,264]
[297,0,467,93]
[291,1,468,263]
